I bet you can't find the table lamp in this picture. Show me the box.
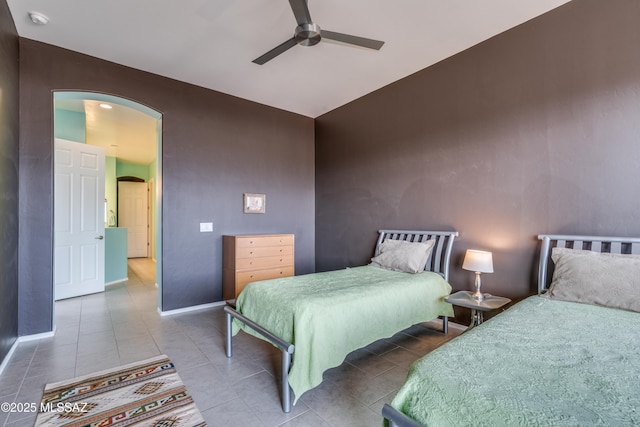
[462,250,493,301]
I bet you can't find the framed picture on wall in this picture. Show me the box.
[244,193,266,214]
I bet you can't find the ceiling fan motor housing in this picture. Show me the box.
[295,23,322,46]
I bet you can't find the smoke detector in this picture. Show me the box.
[28,11,49,25]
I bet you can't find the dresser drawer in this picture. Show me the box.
[237,245,293,259]
[236,234,294,248]
[236,266,295,295]
[236,254,294,270]
[223,234,295,300]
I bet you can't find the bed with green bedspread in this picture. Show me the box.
[233,265,453,403]
[389,295,640,426]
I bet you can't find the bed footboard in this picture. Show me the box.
[224,305,295,413]
[382,404,424,427]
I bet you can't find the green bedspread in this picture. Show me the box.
[391,296,640,426]
[232,265,453,403]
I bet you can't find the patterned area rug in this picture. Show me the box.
[35,354,207,427]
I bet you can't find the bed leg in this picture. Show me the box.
[281,350,292,413]
[382,403,423,427]
[442,316,449,334]
[223,305,295,413]
[225,310,233,358]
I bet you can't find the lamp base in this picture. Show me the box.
[471,290,485,301]
[472,271,484,301]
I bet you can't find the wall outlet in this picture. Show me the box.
[200,222,213,232]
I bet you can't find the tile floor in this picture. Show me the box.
[0,258,463,427]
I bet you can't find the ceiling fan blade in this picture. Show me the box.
[289,0,312,25]
[252,37,298,65]
[321,30,385,50]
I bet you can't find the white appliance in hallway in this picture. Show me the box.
[54,138,106,300]
[118,181,149,258]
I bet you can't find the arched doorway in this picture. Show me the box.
[52,91,163,318]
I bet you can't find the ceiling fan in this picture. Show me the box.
[253,0,385,65]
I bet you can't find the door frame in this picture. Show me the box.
[52,91,163,325]
[147,178,155,262]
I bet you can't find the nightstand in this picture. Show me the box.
[445,291,511,329]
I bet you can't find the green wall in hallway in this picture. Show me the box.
[54,109,85,142]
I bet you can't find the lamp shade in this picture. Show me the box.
[462,250,494,273]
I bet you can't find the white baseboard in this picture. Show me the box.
[19,329,56,342]
[106,278,128,286]
[159,301,226,316]
[0,339,19,376]
[0,328,56,376]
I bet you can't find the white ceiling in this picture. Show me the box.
[9,0,570,118]
[56,99,158,164]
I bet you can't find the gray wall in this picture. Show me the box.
[315,0,640,309]
[12,0,640,335]
[0,0,19,361]
[19,39,315,334]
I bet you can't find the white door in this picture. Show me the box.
[118,181,149,258]
[54,138,105,300]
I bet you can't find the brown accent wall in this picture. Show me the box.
[0,0,19,362]
[19,40,315,334]
[315,0,640,314]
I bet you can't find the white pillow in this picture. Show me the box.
[548,247,640,312]
[370,239,435,274]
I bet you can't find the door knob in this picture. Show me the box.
[95,236,104,240]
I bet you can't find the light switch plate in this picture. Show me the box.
[200,222,213,232]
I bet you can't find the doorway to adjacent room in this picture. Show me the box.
[52,91,163,316]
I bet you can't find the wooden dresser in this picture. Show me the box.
[222,234,295,301]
